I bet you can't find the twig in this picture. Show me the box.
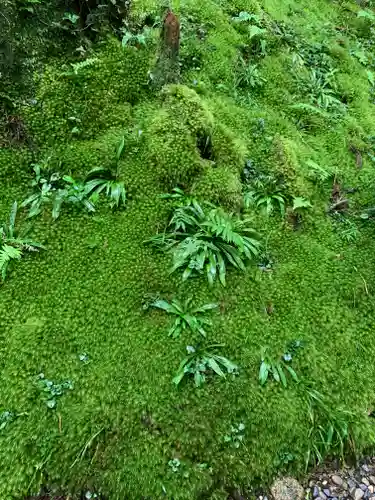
[70,427,105,469]
[0,11,11,26]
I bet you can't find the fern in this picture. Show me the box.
[0,202,45,282]
[63,58,99,77]
[147,200,261,286]
[0,245,22,281]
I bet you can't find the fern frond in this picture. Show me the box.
[0,245,22,281]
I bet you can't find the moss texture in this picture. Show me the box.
[2,0,375,498]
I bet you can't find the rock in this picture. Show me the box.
[370,486,375,494]
[319,493,327,500]
[323,480,328,486]
[363,479,370,487]
[270,477,304,500]
[313,486,320,497]
[370,477,375,485]
[355,488,365,500]
[323,489,331,496]
[361,484,369,491]
[348,479,357,489]
[332,475,343,486]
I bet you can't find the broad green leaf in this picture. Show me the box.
[367,70,375,87]
[277,365,287,387]
[249,25,266,38]
[285,365,299,382]
[207,357,225,377]
[116,136,126,162]
[259,361,269,385]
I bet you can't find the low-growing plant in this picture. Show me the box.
[147,199,261,286]
[306,159,334,184]
[305,388,356,469]
[335,217,359,243]
[22,165,96,220]
[152,298,217,338]
[244,176,286,217]
[168,458,181,472]
[36,373,73,409]
[224,422,246,448]
[84,135,127,209]
[259,347,299,387]
[292,196,312,216]
[173,344,238,387]
[0,202,45,282]
[235,59,266,89]
[121,26,153,49]
[0,410,27,431]
[54,175,96,218]
[298,69,343,111]
[21,162,61,218]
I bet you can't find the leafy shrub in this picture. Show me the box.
[147,198,261,285]
[173,344,238,387]
[0,202,45,282]
[152,298,217,338]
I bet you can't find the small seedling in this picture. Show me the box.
[283,340,305,361]
[36,373,73,409]
[0,410,26,431]
[224,423,246,448]
[168,458,181,472]
[273,451,296,468]
[79,353,90,364]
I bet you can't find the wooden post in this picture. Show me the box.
[152,9,181,87]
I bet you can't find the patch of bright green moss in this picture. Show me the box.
[2,0,375,498]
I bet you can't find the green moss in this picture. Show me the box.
[25,39,151,146]
[192,165,243,209]
[2,0,375,498]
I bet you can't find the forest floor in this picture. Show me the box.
[1,0,375,499]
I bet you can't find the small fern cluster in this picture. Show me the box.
[0,202,45,282]
[148,195,261,286]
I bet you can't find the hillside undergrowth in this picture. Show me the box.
[1,0,375,499]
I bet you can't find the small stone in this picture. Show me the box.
[370,486,375,494]
[363,465,370,473]
[270,477,304,500]
[323,480,328,486]
[363,479,370,486]
[348,479,357,489]
[355,488,365,500]
[361,484,369,491]
[332,475,343,487]
[370,477,375,485]
[313,486,320,497]
[323,489,331,496]
[319,493,327,500]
